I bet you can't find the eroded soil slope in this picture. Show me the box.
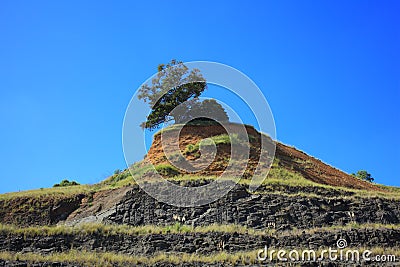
[146,123,383,192]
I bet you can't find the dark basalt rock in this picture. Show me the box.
[0,228,399,256]
[104,184,400,230]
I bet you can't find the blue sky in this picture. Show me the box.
[0,1,399,193]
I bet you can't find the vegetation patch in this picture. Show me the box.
[184,133,254,156]
[53,179,80,187]
[0,185,93,201]
[1,222,399,238]
[155,163,180,177]
[0,222,265,237]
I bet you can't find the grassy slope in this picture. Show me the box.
[1,161,400,201]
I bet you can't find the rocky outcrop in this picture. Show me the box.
[105,184,400,230]
[1,228,399,255]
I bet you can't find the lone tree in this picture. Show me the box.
[138,60,207,129]
[353,170,374,183]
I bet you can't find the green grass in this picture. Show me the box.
[100,161,400,200]
[102,162,157,187]
[154,163,180,177]
[378,184,400,194]
[2,162,400,202]
[264,167,317,187]
[2,153,400,203]
[184,133,255,156]
[0,184,94,201]
[184,134,229,155]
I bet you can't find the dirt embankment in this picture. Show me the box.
[275,143,383,191]
[0,194,85,226]
[146,123,383,192]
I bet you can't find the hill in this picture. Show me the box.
[0,123,399,266]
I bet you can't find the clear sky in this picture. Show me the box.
[0,1,399,193]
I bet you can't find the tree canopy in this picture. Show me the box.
[138,60,207,130]
[171,98,229,124]
[353,170,374,182]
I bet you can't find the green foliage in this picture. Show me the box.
[172,99,229,124]
[155,164,180,177]
[112,171,131,183]
[138,60,207,130]
[185,144,196,154]
[202,134,231,146]
[353,170,374,182]
[166,222,192,233]
[129,163,153,175]
[186,119,222,126]
[102,170,131,186]
[53,179,80,187]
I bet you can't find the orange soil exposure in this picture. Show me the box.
[145,123,269,177]
[275,143,384,192]
[146,123,384,192]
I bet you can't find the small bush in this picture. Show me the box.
[155,164,180,177]
[184,144,197,154]
[352,170,374,182]
[53,179,80,187]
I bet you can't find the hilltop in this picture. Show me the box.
[0,123,399,266]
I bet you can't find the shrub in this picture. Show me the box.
[155,164,180,177]
[352,170,374,182]
[53,179,80,187]
[185,144,197,154]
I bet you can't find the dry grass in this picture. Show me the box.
[0,247,398,266]
[0,249,258,266]
[0,222,270,237]
[280,223,400,238]
[1,222,398,239]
